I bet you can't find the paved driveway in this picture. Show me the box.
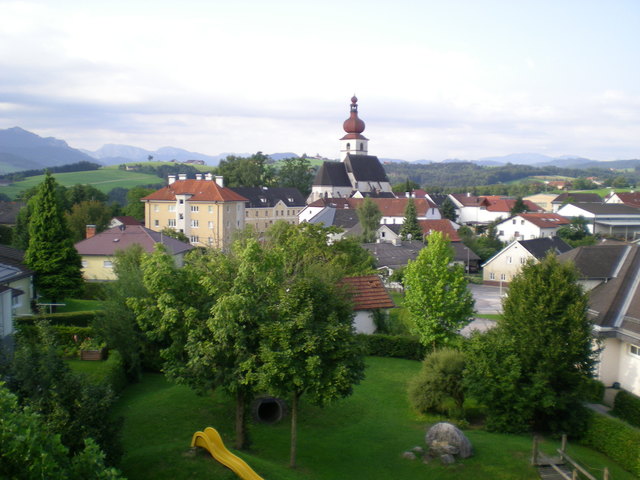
[459,284,508,337]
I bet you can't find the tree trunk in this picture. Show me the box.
[289,392,300,468]
[235,390,246,450]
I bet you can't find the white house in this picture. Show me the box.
[495,213,570,243]
[556,202,640,240]
[340,275,395,334]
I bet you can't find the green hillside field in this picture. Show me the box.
[0,169,163,199]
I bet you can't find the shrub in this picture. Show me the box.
[613,390,640,428]
[15,322,94,357]
[581,411,640,477]
[358,333,427,360]
[17,310,98,327]
[82,282,106,300]
[408,348,466,417]
[582,377,606,403]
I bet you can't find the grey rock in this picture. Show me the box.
[402,451,417,460]
[440,454,456,465]
[426,422,473,459]
[411,446,425,455]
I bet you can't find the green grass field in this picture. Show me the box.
[0,169,162,199]
[111,357,634,480]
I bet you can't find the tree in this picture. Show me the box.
[464,254,597,434]
[160,227,190,243]
[259,271,364,467]
[66,200,113,242]
[122,186,154,220]
[24,172,83,302]
[440,197,457,221]
[403,231,474,348]
[65,184,108,207]
[216,152,275,187]
[277,157,314,197]
[399,198,423,241]
[509,196,529,216]
[356,198,382,243]
[557,215,592,246]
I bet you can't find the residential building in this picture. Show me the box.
[109,216,142,228]
[141,173,247,249]
[307,206,362,242]
[0,245,34,342]
[605,191,640,209]
[75,224,194,281]
[523,193,557,212]
[377,219,461,244]
[340,275,395,334]
[551,192,601,212]
[482,237,571,286]
[494,213,570,243]
[230,186,305,234]
[556,202,640,239]
[558,242,640,395]
[449,194,542,226]
[309,96,392,202]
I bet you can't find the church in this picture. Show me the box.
[308,96,393,202]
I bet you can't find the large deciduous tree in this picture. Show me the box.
[66,200,113,242]
[356,198,382,243]
[122,186,154,220]
[464,254,597,434]
[399,198,423,241]
[24,172,83,303]
[403,231,474,348]
[277,157,314,197]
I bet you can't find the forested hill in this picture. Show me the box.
[383,161,639,188]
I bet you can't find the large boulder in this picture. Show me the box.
[425,422,473,459]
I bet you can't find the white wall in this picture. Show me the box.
[597,338,640,396]
[353,311,376,334]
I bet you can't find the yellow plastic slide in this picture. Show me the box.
[190,427,264,480]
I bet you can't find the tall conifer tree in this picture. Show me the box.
[25,172,83,303]
[399,198,423,241]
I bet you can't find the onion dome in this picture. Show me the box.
[343,95,366,134]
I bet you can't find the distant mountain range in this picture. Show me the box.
[1,126,638,174]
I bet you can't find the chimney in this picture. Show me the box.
[411,192,416,198]
[466,192,471,197]
[215,176,224,188]
[178,173,187,181]
[86,225,96,239]
[168,175,176,185]
[405,192,410,198]
[205,173,213,181]
[195,173,202,180]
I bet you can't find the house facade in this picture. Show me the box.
[495,213,570,243]
[556,202,640,240]
[482,237,571,286]
[559,242,640,395]
[605,191,640,208]
[0,245,34,341]
[340,275,395,334]
[230,187,305,234]
[141,174,247,249]
[75,225,194,281]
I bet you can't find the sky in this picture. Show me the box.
[1,0,639,162]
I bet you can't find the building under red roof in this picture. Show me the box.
[517,212,570,228]
[142,179,247,203]
[340,275,395,311]
[419,219,461,241]
[307,197,438,218]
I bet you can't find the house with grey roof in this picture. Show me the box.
[0,245,33,343]
[558,241,640,395]
[551,192,602,212]
[75,224,194,281]
[229,186,305,233]
[482,237,571,285]
[556,202,640,239]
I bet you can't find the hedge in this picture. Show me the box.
[581,411,640,477]
[15,311,98,327]
[15,323,94,350]
[613,390,640,428]
[582,377,606,403]
[358,333,427,360]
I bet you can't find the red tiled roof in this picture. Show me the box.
[308,197,437,217]
[613,192,640,208]
[451,193,490,207]
[419,220,461,241]
[113,216,142,225]
[340,275,395,311]
[142,179,248,202]
[483,197,543,213]
[518,213,570,228]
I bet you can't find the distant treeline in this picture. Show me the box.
[384,161,640,189]
[117,163,211,178]
[0,161,102,182]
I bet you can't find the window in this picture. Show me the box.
[630,344,640,358]
[226,205,230,212]
[346,142,351,151]
[512,219,516,224]
[489,272,495,280]
[499,230,504,236]
[191,205,199,212]
[103,261,113,268]
[190,235,199,243]
[500,273,506,281]
[154,219,159,227]
[208,221,213,228]
[179,214,184,220]
[81,261,88,268]
[168,219,176,227]
[154,205,159,212]
[208,205,213,213]
[179,199,184,204]
[521,220,525,225]
[191,220,199,228]
[514,231,519,237]
[169,205,176,212]
[506,256,512,264]
[520,257,526,264]
[12,295,21,308]
[359,142,363,150]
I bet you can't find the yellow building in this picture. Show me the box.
[141,174,248,249]
[75,225,194,281]
[230,187,305,234]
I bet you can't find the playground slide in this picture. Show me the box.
[190,427,264,480]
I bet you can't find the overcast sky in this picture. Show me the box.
[1,0,639,161]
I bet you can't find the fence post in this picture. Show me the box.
[603,467,609,480]
[560,433,567,460]
[572,469,577,480]
[532,436,539,465]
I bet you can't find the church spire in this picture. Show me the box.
[340,95,369,161]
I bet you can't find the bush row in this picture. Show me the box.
[16,311,98,327]
[16,323,94,354]
[358,333,427,361]
[582,377,605,403]
[581,411,640,477]
[613,390,640,428]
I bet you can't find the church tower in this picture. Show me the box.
[340,95,369,161]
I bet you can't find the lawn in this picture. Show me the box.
[0,169,162,199]
[112,357,634,480]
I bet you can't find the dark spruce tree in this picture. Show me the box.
[24,172,83,304]
[399,198,423,241]
[440,197,457,222]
